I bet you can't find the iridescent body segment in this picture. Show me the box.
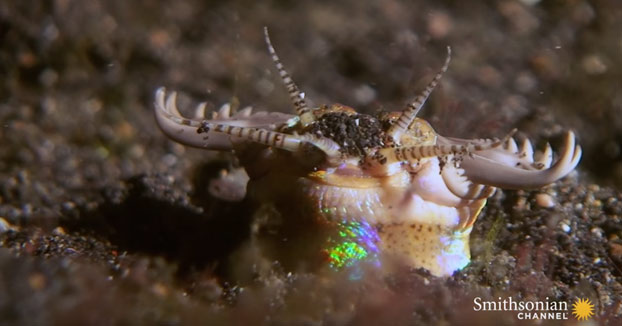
[153,29,582,276]
[325,220,380,269]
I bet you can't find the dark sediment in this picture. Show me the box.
[1,1,621,325]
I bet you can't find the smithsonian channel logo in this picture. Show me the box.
[473,296,595,321]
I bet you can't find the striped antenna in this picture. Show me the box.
[263,27,315,126]
[374,128,516,166]
[388,46,452,142]
[197,120,340,158]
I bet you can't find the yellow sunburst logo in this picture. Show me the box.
[572,298,595,321]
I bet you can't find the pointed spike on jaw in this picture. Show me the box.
[488,129,518,150]
[503,129,519,144]
[570,144,582,168]
[554,131,581,176]
[237,106,253,118]
[165,91,182,117]
[194,102,208,119]
[520,138,534,162]
[541,131,580,177]
[535,143,553,169]
[155,87,167,111]
[218,103,231,118]
[505,137,519,153]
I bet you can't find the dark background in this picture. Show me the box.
[1,0,621,325]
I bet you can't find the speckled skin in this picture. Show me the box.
[302,162,486,276]
[379,223,472,277]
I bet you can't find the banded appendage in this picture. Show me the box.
[366,129,518,175]
[263,27,315,126]
[388,46,452,143]
[154,88,341,157]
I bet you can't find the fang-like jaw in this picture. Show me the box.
[154,87,343,160]
[440,130,582,189]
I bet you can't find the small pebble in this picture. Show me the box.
[609,243,622,258]
[61,201,76,210]
[515,196,528,210]
[152,282,169,297]
[426,11,452,39]
[353,84,376,105]
[28,273,47,291]
[0,217,12,233]
[536,193,555,208]
[591,227,604,238]
[161,153,178,166]
[560,221,571,233]
[582,54,607,75]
